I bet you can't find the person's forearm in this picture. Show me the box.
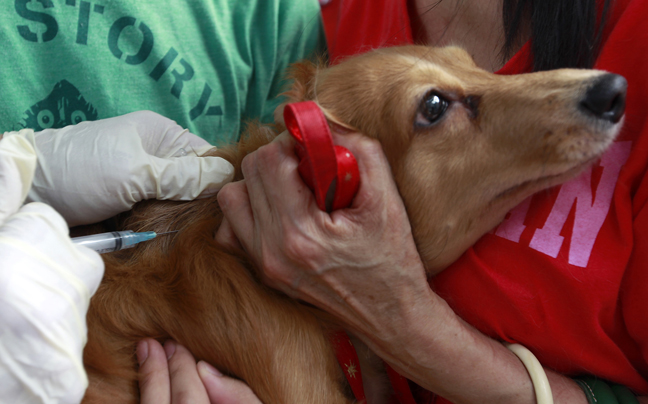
[361,288,588,404]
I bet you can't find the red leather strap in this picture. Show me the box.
[329,330,367,403]
[284,101,359,212]
[330,330,420,404]
[286,102,413,402]
[284,101,338,211]
[332,145,360,210]
[385,363,418,404]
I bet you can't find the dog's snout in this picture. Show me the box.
[580,73,627,124]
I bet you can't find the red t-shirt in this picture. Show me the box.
[324,0,648,397]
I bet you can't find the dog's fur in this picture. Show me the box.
[82,46,623,403]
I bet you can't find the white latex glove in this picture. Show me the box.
[0,135,104,404]
[7,110,234,226]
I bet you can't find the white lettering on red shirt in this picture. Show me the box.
[494,141,632,267]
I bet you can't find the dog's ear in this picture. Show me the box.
[274,59,358,133]
[274,60,320,124]
[284,60,320,103]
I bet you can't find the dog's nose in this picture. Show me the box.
[580,73,627,123]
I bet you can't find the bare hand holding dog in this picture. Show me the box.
[217,130,432,336]
[138,339,262,404]
[217,131,599,404]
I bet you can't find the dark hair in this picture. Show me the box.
[502,0,614,71]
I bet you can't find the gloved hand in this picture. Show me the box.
[5,111,234,226]
[0,135,104,404]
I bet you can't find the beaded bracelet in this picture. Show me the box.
[574,376,639,404]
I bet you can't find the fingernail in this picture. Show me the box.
[198,361,223,377]
[136,340,149,366]
[164,341,176,360]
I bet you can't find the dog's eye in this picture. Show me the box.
[416,92,449,126]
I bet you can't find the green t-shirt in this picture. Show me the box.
[0,0,325,145]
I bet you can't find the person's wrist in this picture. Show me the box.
[369,286,453,370]
[375,300,539,404]
[505,343,552,404]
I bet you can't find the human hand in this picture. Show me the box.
[5,110,234,226]
[137,339,263,404]
[216,130,433,342]
[0,135,104,404]
[214,132,623,404]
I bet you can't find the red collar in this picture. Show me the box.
[329,330,421,404]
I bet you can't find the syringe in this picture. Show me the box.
[71,230,176,254]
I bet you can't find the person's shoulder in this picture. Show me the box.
[226,0,320,16]
[225,0,322,38]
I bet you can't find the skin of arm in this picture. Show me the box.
[215,131,630,404]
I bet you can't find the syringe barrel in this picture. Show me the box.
[72,230,137,254]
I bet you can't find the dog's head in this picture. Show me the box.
[279,46,626,273]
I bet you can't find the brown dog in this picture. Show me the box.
[81,46,626,403]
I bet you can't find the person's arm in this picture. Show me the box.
[0,114,235,404]
[362,290,589,404]
[0,134,104,404]
[215,131,623,404]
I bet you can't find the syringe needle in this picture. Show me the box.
[155,231,179,236]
